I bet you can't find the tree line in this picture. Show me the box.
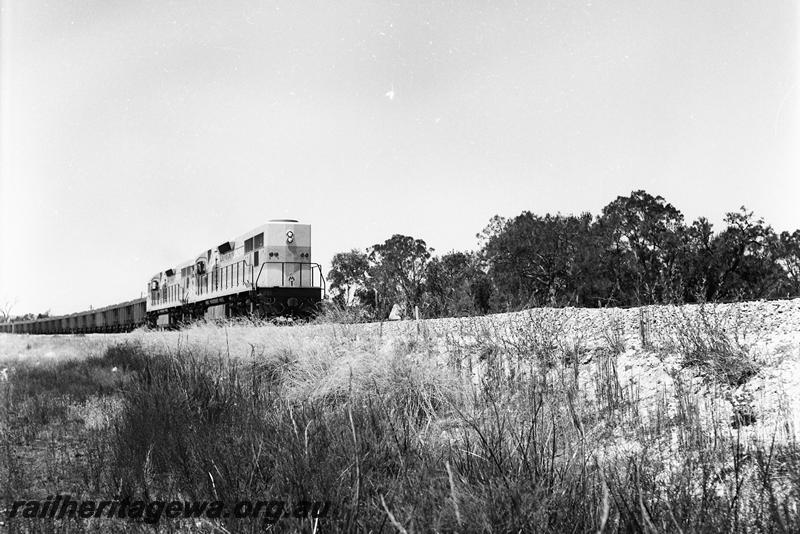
[328,190,800,319]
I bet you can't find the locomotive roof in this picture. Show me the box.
[149,220,309,280]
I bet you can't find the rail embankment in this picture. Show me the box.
[1,299,798,531]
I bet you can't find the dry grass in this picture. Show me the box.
[0,300,798,532]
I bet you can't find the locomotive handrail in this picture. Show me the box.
[318,267,327,299]
[254,261,326,298]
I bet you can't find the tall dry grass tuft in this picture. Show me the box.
[661,303,762,387]
[601,310,627,356]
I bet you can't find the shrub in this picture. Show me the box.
[666,303,761,386]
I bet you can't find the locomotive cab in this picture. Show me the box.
[256,219,313,289]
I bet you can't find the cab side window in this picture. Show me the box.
[245,237,253,253]
[254,233,264,249]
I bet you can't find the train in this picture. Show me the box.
[0,219,325,334]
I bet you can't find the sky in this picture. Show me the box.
[1,0,798,316]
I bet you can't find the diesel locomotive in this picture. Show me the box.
[0,219,325,334]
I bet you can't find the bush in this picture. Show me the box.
[666,303,761,386]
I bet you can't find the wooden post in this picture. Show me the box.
[639,307,650,350]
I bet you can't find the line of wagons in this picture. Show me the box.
[0,299,147,335]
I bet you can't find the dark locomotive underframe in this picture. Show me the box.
[147,286,322,328]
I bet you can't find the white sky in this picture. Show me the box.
[1,0,798,315]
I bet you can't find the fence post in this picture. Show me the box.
[639,307,651,350]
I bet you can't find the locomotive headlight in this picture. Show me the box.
[286,230,294,244]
